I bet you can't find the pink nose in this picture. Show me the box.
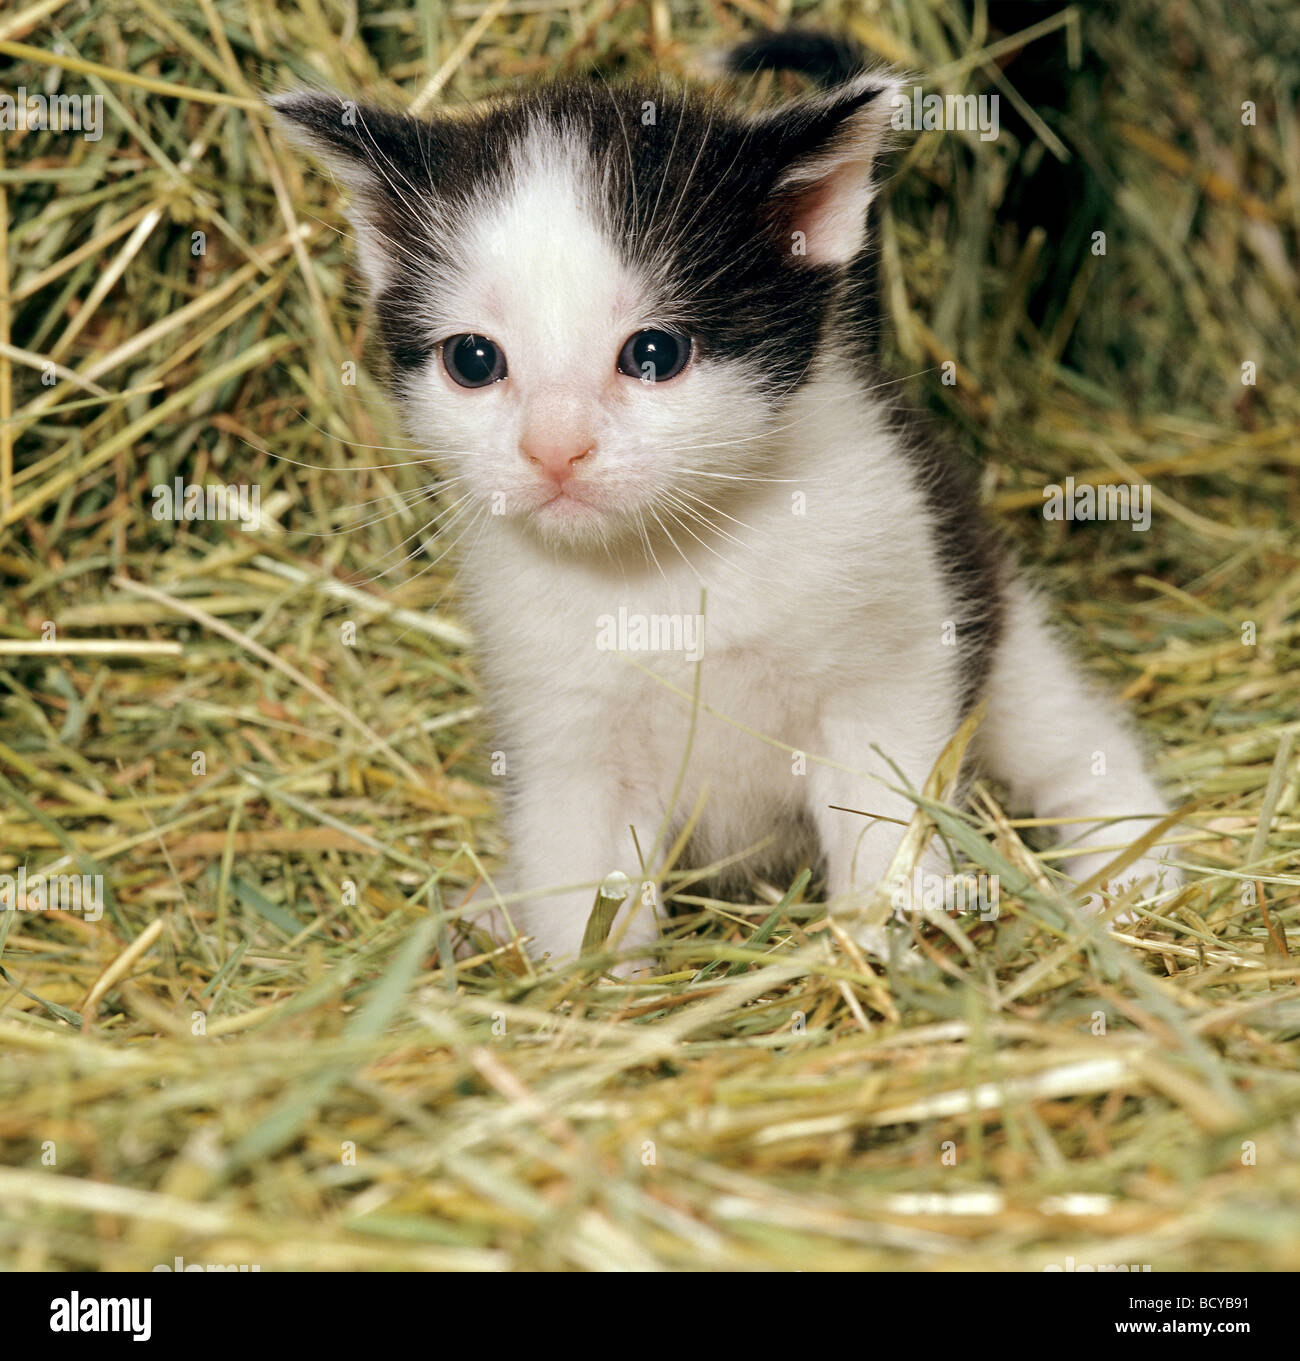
[521,439,593,486]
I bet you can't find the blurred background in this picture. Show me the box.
[0,0,1297,1272]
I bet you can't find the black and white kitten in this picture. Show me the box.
[273,31,1179,965]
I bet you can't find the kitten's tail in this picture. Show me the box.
[723,29,867,89]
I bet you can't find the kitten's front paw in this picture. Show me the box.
[1067,833,1183,926]
[511,877,663,976]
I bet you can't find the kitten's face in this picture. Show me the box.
[274,77,895,551]
[386,122,775,550]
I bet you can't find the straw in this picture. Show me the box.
[0,0,1296,1272]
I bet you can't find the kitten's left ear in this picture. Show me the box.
[756,72,902,266]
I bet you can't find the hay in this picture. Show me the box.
[1,0,1297,1271]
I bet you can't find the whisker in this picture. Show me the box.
[383,506,494,649]
[361,490,479,573]
[670,484,763,538]
[661,490,750,554]
[634,507,668,584]
[657,500,736,571]
[354,497,483,586]
[297,484,447,538]
[647,503,701,585]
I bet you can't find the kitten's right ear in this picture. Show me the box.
[269,91,429,293]
[268,91,423,185]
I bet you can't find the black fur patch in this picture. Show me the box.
[718,36,1007,710]
[882,409,1007,714]
[272,82,882,395]
[726,28,868,88]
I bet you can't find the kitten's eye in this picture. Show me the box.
[617,329,691,383]
[442,333,507,388]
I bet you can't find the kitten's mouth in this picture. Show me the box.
[532,484,603,520]
[541,487,589,509]
[523,481,631,545]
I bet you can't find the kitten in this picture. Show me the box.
[272,30,1181,967]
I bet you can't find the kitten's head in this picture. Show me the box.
[272,71,897,551]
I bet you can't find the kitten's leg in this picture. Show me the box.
[806,685,956,931]
[499,754,664,970]
[975,576,1181,909]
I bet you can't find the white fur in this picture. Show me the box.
[974,580,1180,914]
